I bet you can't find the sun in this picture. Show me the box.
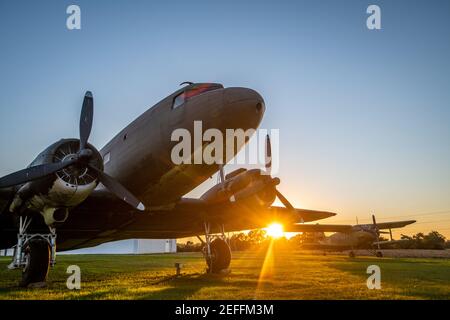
[266,223,284,239]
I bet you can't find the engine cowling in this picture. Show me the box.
[9,139,103,225]
[200,168,279,208]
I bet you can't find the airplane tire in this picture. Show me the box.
[207,238,231,273]
[20,239,50,287]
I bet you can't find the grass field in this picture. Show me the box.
[0,247,449,300]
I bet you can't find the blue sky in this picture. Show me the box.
[0,0,449,238]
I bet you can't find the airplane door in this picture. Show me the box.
[165,240,170,253]
[169,91,186,127]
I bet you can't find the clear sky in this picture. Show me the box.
[1,0,449,239]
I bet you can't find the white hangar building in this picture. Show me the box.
[0,239,177,255]
[67,239,177,254]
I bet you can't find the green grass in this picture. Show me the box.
[0,248,449,300]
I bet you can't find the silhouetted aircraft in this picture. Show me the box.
[286,215,415,257]
[0,83,336,286]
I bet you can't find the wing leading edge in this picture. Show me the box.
[56,192,336,250]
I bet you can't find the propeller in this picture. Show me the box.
[88,166,145,211]
[0,91,145,211]
[264,134,304,223]
[265,134,272,175]
[372,214,381,249]
[79,91,94,151]
[0,157,78,188]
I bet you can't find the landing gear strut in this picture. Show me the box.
[8,216,56,287]
[201,222,231,273]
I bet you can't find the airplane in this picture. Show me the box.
[286,215,416,257]
[0,82,336,287]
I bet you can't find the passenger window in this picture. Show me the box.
[173,92,185,109]
[103,152,111,165]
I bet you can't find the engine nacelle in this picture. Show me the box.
[201,168,279,208]
[9,139,103,226]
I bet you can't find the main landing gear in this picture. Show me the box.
[200,222,231,273]
[372,250,383,257]
[8,216,57,287]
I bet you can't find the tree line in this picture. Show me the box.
[177,230,450,252]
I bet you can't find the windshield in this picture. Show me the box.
[172,83,223,109]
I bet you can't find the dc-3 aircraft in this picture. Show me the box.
[286,215,415,257]
[0,83,336,286]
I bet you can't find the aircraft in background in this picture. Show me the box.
[286,215,415,257]
[0,83,336,286]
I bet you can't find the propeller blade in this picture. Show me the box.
[372,214,378,229]
[372,214,381,249]
[275,189,304,223]
[275,189,294,210]
[89,165,145,211]
[79,91,94,151]
[0,158,78,188]
[265,134,272,174]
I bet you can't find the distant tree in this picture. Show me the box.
[289,232,325,246]
[445,240,450,249]
[247,229,267,245]
[177,240,202,252]
[288,233,305,246]
[423,231,446,249]
[394,231,446,250]
[413,232,425,241]
[230,232,250,251]
[398,234,414,249]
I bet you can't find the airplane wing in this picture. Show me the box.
[284,224,354,233]
[285,220,416,234]
[372,220,416,229]
[55,191,336,251]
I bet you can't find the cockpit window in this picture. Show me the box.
[172,83,223,109]
[173,92,185,109]
[185,83,221,99]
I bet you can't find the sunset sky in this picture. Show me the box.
[1,0,449,240]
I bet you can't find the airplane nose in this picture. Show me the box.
[225,87,264,104]
[224,87,265,116]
